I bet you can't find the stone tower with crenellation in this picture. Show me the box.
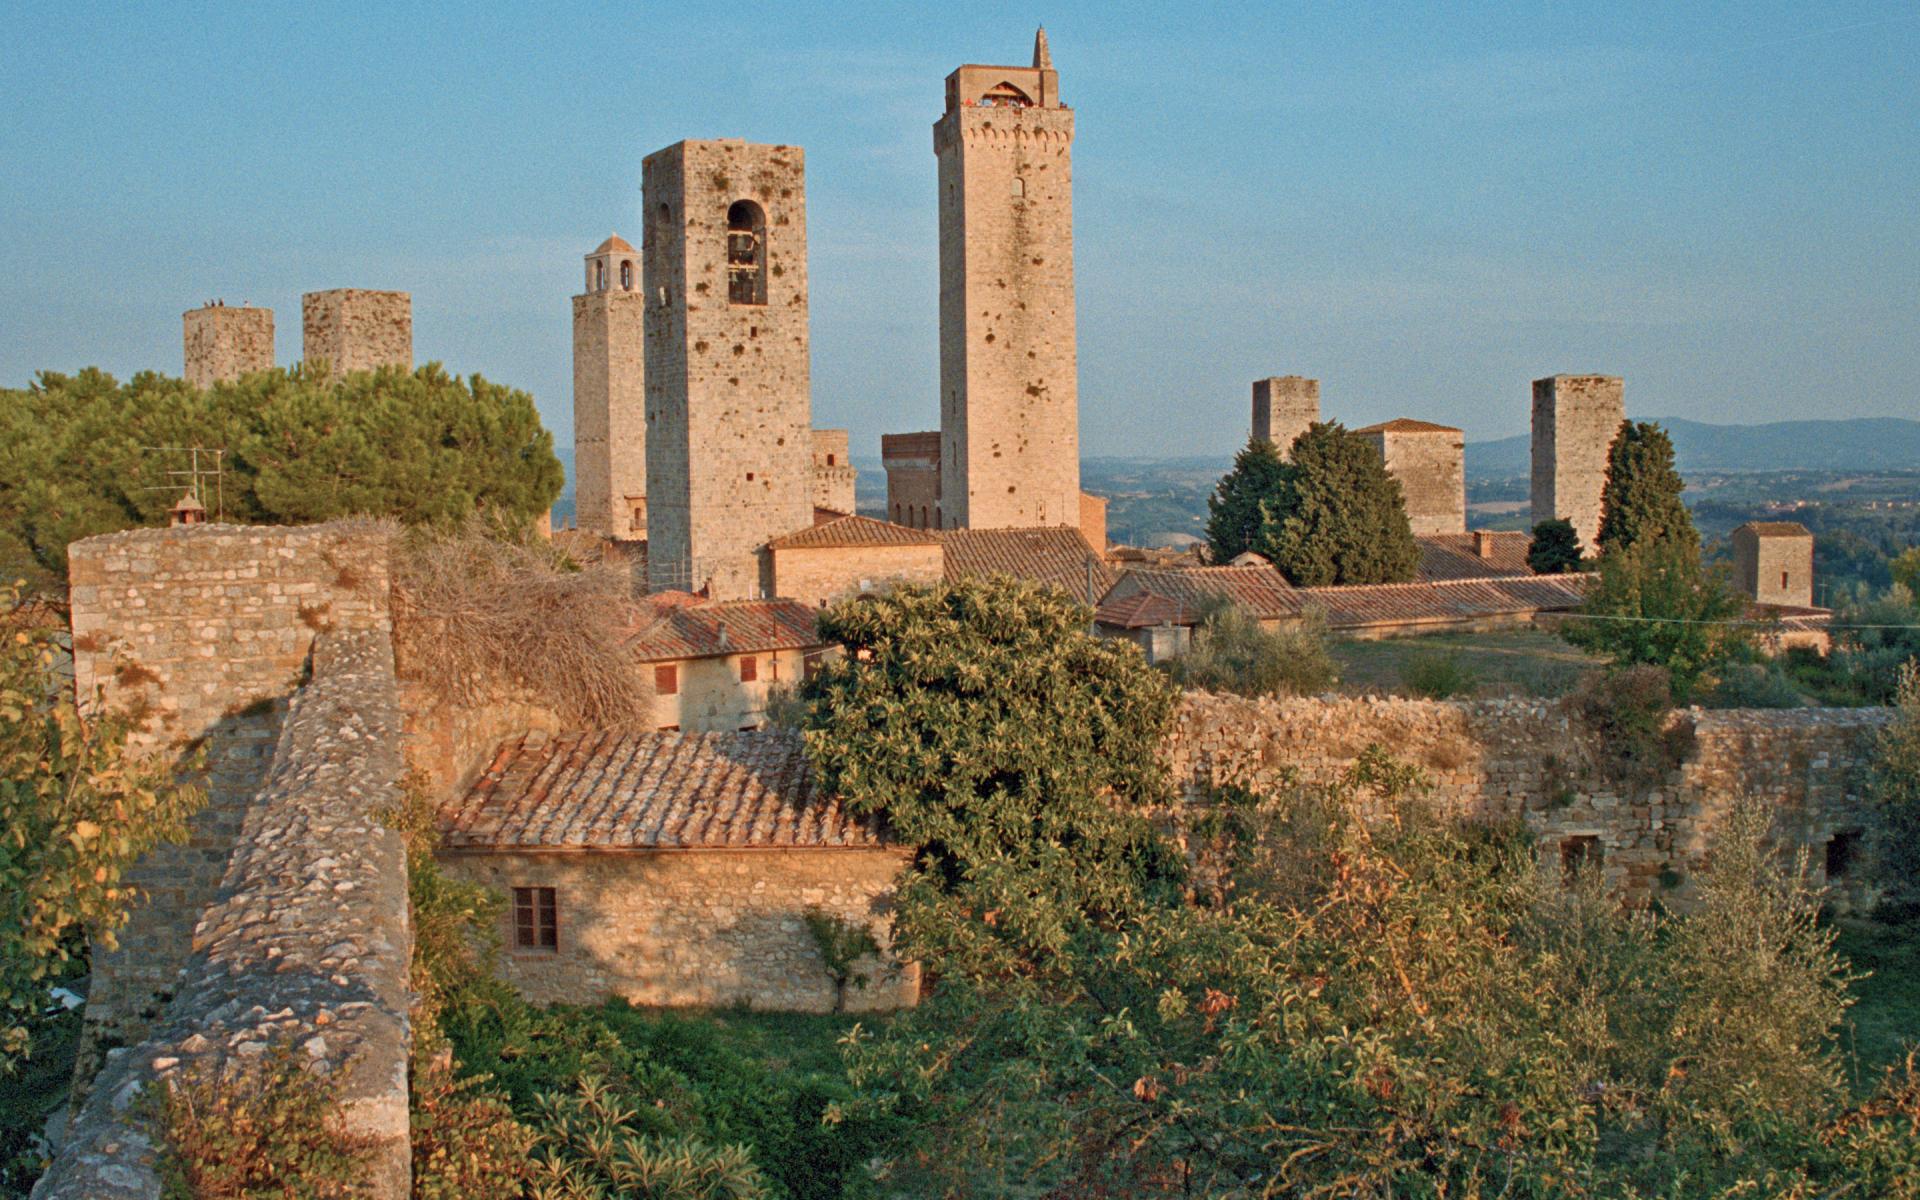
[1531,374,1625,555]
[302,289,412,378]
[1251,376,1318,460]
[573,235,647,538]
[643,139,812,599]
[183,303,274,387]
[935,29,1079,531]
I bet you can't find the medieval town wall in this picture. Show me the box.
[1166,692,1889,909]
[39,627,412,1200]
[439,846,918,1013]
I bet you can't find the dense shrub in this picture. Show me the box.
[1567,666,1693,788]
[1563,539,1750,699]
[1400,645,1478,698]
[1527,516,1586,572]
[1165,600,1337,698]
[1705,660,1805,708]
[1870,663,1920,921]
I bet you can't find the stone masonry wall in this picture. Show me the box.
[67,522,394,1061]
[440,847,918,1013]
[37,628,412,1199]
[1367,427,1465,536]
[1252,376,1318,458]
[572,287,648,538]
[302,288,413,378]
[810,429,857,514]
[1531,374,1624,554]
[182,305,274,388]
[770,542,945,611]
[1167,692,1889,907]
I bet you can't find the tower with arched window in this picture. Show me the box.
[573,234,646,538]
[934,28,1080,531]
[641,139,812,599]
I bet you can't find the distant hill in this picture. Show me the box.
[1466,417,1920,479]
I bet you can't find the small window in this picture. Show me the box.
[1560,836,1602,884]
[826,453,836,466]
[620,260,633,290]
[769,656,779,682]
[658,723,680,732]
[1781,570,1790,590]
[935,505,942,529]
[595,261,607,291]
[1826,830,1862,879]
[739,723,760,732]
[512,887,558,951]
[654,664,678,695]
[739,655,758,683]
[1011,176,1026,198]
[726,200,768,306]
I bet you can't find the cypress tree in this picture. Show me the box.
[1596,421,1698,559]
[1527,518,1584,574]
[1255,422,1420,586]
[1204,435,1289,563]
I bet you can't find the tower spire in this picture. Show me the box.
[1033,26,1052,70]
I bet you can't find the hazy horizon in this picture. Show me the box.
[4,2,1915,458]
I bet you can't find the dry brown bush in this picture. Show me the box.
[390,522,650,728]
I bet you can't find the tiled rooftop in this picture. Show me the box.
[624,596,827,662]
[1099,565,1299,620]
[939,526,1117,600]
[1353,417,1463,435]
[1095,567,1590,631]
[768,514,941,550]
[1415,532,1533,581]
[441,729,887,851]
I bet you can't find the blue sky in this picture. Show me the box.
[3,1,1916,457]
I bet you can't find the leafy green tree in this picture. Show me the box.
[1203,436,1289,562]
[1597,420,1698,558]
[0,365,564,588]
[1165,599,1336,697]
[1891,545,1920,598]
[1869,662,1920,919]
[0,585,201,1065]
[1563,540,1750,699]
[1526,516,1585,573]
[1245,422,1420,585]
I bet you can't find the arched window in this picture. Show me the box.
[935,505,942,530]
[825,453,835,466]
[726,200,767,306]
[980,81,1034,108]
[893,502,901,523]
[620,260,633,290]
[1010,177,1026,199]
[595,261,607,291]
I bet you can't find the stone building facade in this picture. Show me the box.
[626,594,833,731]
[1251,376,1319,457]
[182,303,274,387]
[301,288,413,377]
[1531,374,1624,554]
[767,515,945,609]
[936,31,1080,531]
[1733,520,1816,608]
[882,431,943,528]
[1355,418,1466,536]
[573,235,647,539]
[643,139,812,599]
[810,428,857,514]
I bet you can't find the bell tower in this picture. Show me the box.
[573,234,646,538]
[935,28,1079,531]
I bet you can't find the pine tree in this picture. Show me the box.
[1204,436,1288,563]
[1254,422,1420,586]
[1527,517,1584,574]
[1596,421,1697,558]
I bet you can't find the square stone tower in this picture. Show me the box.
[643,139,812,599]
[1252,376,1318,459]
[810,429,856,515]
[1732,521,1814,608]
[302,289,412,377]
[936,29,1079,531]
[573,235,647,539]
[1355,419,1466,536]
[1531,374,1625,554]
[183,303,274,387]
[882,431,942,529]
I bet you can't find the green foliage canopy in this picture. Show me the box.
[1527,516,1585,573]
[1870,663,1920,919]
[1164,599,1337,698]
[0,365,564,587]
[1203,435,1288,562]
[1563,540,1750,699]
[1597,420,1699,558]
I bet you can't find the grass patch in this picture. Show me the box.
[1835,920,1920,1083]
[1331,628,1599,698]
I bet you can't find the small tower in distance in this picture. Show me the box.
[302,289,412,378]
[1251,376,1318,459]
[643,139,813,599]
[183,303,274,388]
[935,28,1079,531]
[1531,374,1625,554]
[573,235,647,539]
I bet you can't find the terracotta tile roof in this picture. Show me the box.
[624,596,827,662]
[592,234,636,255]
[1353,417,1463,435]
[939,526,1117,600]
[1099,565,1300,621]
[441,729,886,851]
[1095,568,1589,632]
[1416,532,1533,581]
[813,506,848,524]
[768,514,940,550]
[1737,521,1813,537]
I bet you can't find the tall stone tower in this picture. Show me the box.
[643,140,812,599]
[1356,418,1466,536]
[573,235,647,538]
[1531,374,1625,554]
[183,303,274,387]
[936,28,1079,530]
[302,289,412,377]
[1252,376,1318,459]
